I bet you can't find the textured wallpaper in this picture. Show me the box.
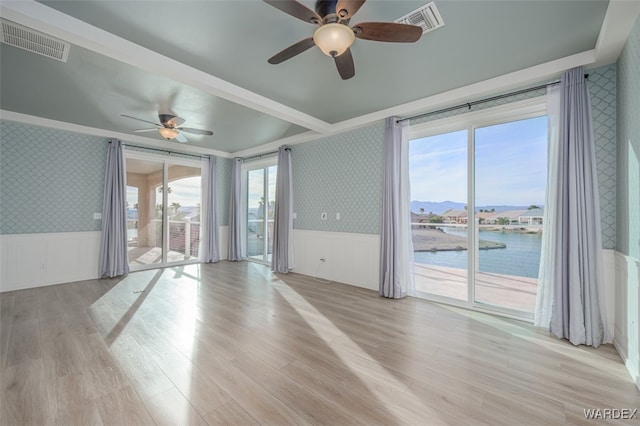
[292,122,385,234]
[0,121,108,234]
[217,157,232,226]
[616,17,640,259]
[590,64,618,250]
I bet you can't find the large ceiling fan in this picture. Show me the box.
[264,0,423,80]
[121,113,213,143]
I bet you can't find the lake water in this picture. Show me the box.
[413,227,542,278]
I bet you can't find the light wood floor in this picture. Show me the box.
[1,261,638,425]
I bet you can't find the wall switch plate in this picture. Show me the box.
[293,212,297,219]
[93,212,102,220]
[321,212,327,220]
[336,212,341,220]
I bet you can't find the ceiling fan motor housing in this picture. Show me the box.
[158,113,177,127]
[316,0,339,19]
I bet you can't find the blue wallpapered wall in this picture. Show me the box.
[616,17,640,259]
[590,64,618,250]
[217,157,232,227]
[0,121,232,234]
[0,121,107,234]
[292,122,384,234]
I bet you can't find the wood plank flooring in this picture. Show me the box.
[1,261,638,425]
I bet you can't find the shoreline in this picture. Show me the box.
[412,228,506,252]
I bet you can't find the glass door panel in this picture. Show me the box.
[473,116,547,314]
[266,165,277,263]
[126,158,164,266]
[167,165,202,262]
[409,129,469,302]
[247,168,265,261]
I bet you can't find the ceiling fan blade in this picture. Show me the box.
[353,22,422,42]
[132,128,159,133]
[335,48,355,80]
[336,0,366,20]
[121,114,161,127]
[263,0,321,24]
[174,132,188,143]
[268,37,315,64]
[159,114,185,127]
[178,127,213,136]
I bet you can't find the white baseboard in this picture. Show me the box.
[292,229,379,291]
[0,231,101,292]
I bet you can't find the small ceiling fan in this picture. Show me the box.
[121,113,213,143]
[264,0,423,80]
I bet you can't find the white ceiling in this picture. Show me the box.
[1,0,639,157]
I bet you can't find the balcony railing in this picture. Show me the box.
[127,218,200,258]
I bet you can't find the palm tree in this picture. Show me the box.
[170,202,181,216]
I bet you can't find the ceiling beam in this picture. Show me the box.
[593,0,640,66]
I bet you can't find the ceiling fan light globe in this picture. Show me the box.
[158,127,180,140]
[313,23,355,57]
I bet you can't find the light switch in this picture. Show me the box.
[93,212,102,220]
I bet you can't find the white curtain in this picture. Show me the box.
[200,156,220,263]
[228,157,244,261]
[271,146,294,273]
[98,139,130,278]
[379,117,415,298]
[535,66,611,347]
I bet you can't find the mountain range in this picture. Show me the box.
[411,201,534,215]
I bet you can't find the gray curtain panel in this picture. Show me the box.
[271,146,294,273]
[539,66,610,347]
[99,139,130,278]
[228,157,243,261]
[201,156,220,263]
[379,117,413,298]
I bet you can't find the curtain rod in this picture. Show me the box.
[397,74,589,124]
[122,143,208,160]
[242,147,290,162]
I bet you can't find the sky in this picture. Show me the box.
[127,176,201,208]
[409,115,548,206]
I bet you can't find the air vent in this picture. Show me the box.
[395,2,445,34]
[1,19,70,62]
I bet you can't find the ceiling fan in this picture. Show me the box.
[264,0,423,80]
[121,113,213,143]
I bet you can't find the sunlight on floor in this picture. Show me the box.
[272,278,447,424]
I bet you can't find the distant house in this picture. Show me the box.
[518,208,544,225]
[485,209,528,225]
[442,209,468,224]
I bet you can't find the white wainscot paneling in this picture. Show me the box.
[292,230,379,291]
[0,231,101,292]
[218,226,229,261]
[611,250,640,390]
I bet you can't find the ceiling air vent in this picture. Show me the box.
[1,19,70,62]
[395,2,445,34]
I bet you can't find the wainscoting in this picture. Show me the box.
[292,230,379,290]
[0,226,229,292]
[0,231,101,292]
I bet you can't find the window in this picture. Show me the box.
[408,98,547,320]
[125,151,202,270]
[243,158,277,265]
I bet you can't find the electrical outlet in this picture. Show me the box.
[321,212,327,220]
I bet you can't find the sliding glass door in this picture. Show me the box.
[408,100,547,319]
[244,160,277,264]
[125,152,202,269]
[473,116,547,315]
